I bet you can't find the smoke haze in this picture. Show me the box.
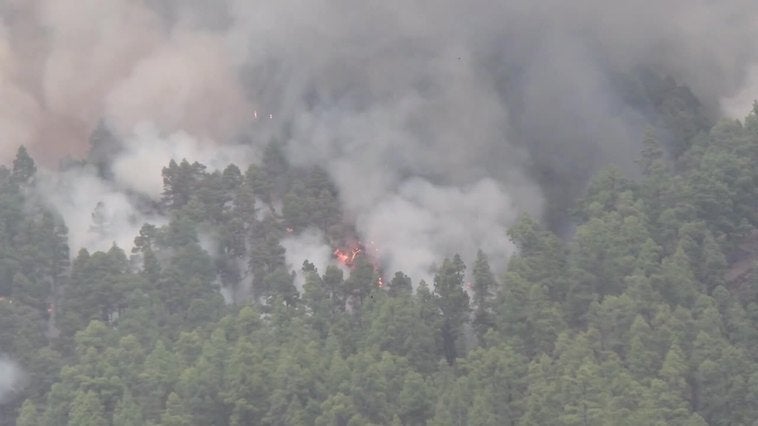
[0,357,20,402]
[3,0,758,278]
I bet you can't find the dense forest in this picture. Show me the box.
[2,98,758,425]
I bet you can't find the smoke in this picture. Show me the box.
[358,178,518,281]
[3,0,758,279]
[224,0,758,276]
[32,123,259,256]
[111,123,256,199]
[103,31,248,140]
[0,0,248,164]
[0,356,21,402]
[722,64,758,118]
[281,228,334,290]
[34,164,166,254]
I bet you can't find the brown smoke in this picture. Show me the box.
[0,0,247,165]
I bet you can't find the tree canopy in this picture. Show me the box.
[2,101,758,425]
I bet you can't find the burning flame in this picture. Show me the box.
[333,245,362,267]
[333,240,385,288]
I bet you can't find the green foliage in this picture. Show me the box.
[112,388,145,426]
[471,250,496,340]
[433,255,470,364]
[161,159,207,210]
[16,400,40,426]
[282,167,341,233]
[5,106,758,426]
[67,390,107,426]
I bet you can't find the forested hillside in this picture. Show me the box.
[0,100,757,425]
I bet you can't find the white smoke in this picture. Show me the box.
[35,123,259,256]
[281,228,334,290]
[34,166,165,254]
[358,178,518,282]
[111,123,255,199]
[721,64,758,118]
[0,356,21,402]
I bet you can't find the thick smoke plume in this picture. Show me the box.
[0,0,247,163]
[3,0,758,279]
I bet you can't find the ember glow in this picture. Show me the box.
[333,244,362,268]
[332,240,385,287]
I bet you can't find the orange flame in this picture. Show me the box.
[333,240,386,288]
[333,248,351,266]
[333,245,362,267]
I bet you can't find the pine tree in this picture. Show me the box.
[16,399,40,426]
[67,390,107,426]
[433,255,470,364]
[160,392,191,426]
[11,146,36,185]
[638,129,666,178]
[387,271,412,297]
[626,315,659,379]
[112,388,145,426]
[471,250,496,341]
[161,159,207,210]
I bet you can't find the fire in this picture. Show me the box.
[333,248,350,265]
[333,245,362,268]
[332,240,386,288]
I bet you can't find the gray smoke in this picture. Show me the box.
[3,0,758,279]
[223,0,758,277]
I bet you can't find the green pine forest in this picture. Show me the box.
[2,104,758,425]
